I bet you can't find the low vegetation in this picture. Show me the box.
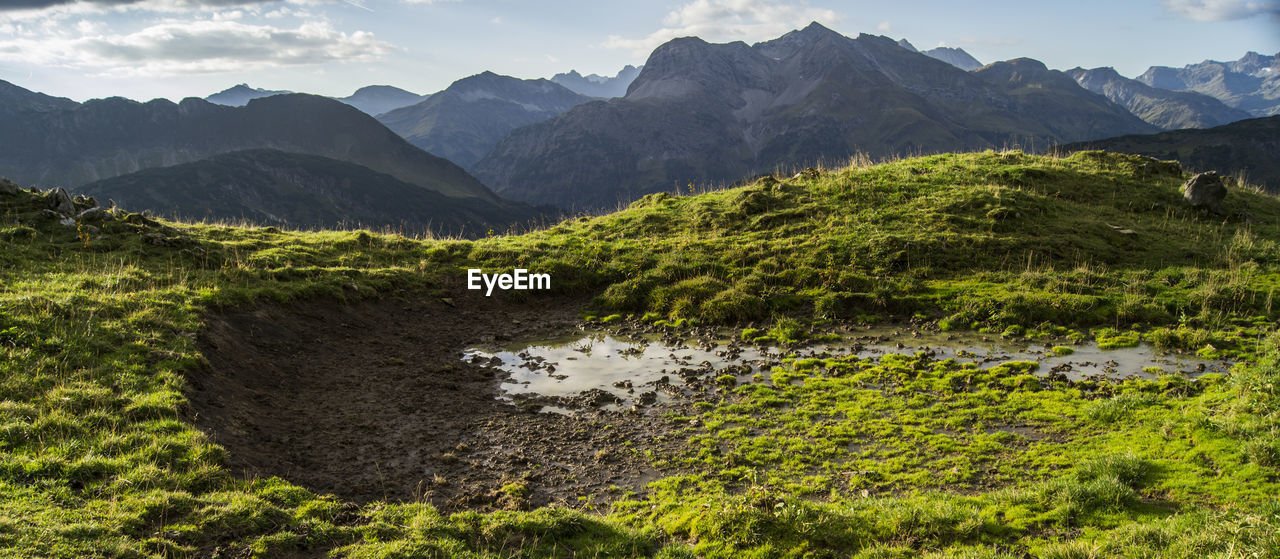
[1,150,1277,557]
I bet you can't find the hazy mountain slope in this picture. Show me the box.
[0,87,497,201]
[377,72,594,170]
[0,79,78,112]
[1061,115,1280,194]
[924,47,982,70]
[78,149,537,235]
[1068,67,1251,129]
[1137,51,1280,117]
[551,65,643,98]
[337,85,430,116]
[473,23,1155,210]
[206,84,291,106]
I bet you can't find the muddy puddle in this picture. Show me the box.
[465,327,1232,414]
[190,295,1233,511]
[190,296,683,511]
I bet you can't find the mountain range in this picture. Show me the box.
[1062,115,1280,194]
[5,23,1272,227]
[0,81,542,234]
[0,88,490,198]
[1068,66,1251,130]
[1137,51,1280,117]
[551,65,644,98]
[473,22,1156,210]
[377,72,594,171]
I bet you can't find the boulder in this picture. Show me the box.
[1182,172,1226,214]
[78,207,112,222]
[46,187,76,215]
[0,179,19,195]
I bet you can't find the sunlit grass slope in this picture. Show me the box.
[0,150,1277,557]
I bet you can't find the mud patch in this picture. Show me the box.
[188,294,682,510]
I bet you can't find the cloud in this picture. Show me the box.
[1162,0,1280,21]
[0,0,277,10]
[601,0,841,56]
[876,21,891,32]
[0,18,391,76]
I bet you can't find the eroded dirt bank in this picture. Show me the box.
[188,293,681,510]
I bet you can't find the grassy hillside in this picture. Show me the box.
[1062,115,1280,195]
[1,150,1278,557]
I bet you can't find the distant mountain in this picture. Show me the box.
[377,71,594,170]
[79,149,537,236]
[1137,51,1280,117]
[336,85,430,117]
[1068,67,1251,130]
[1061,115,1280,194]
[924,47,982,71]
[0,84,499,203]
[894,40,981,70]
[206,84,292,106]
[551,65,643,98]
[473,23,1156,210]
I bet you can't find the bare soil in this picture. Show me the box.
[188,292,683,510]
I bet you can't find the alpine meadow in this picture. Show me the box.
[1,3,1279,559]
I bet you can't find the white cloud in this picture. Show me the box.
[0,0,275,13]
[876,21,891,32]
[0,18,391,76]
[1163,0,1279,21]
[601,0,841,56]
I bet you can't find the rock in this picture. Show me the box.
[46,187,76,215]
[0,179,19,195]
[59,217,76,227]
[78,207,112,222]
[1182,172,1226,214]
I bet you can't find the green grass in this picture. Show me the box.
[1,150,1279,557]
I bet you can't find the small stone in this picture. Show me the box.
[59,217,76,227]
[1182,171,1227,214]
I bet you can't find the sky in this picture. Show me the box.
[0,0,1277,103]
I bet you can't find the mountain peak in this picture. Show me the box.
[802,21,843,36]
[897,38,918,53]
[206,83,291,107]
